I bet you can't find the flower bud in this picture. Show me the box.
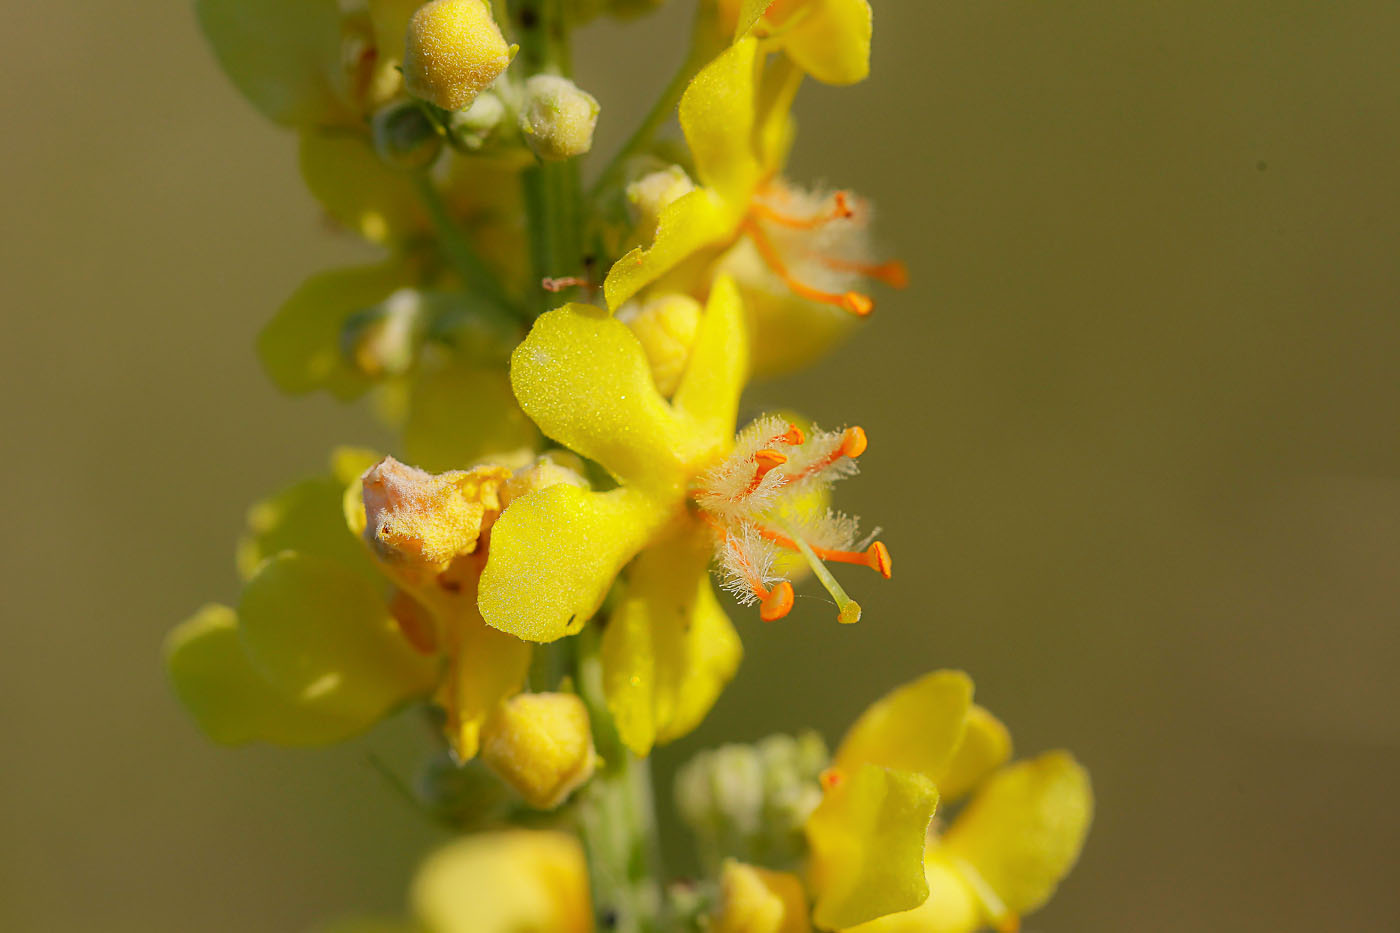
[447,89,510,150]
[518,74,600,161]
[481,692,597,809]
[502,454,590,507]
[403,0,515,112]
[371,99,443,170]
[675,732,829,869]
[712,860,809,933]
[341,288,426,378]
[626,165,695,241]
[618,293,702,396]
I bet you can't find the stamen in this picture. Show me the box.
[780,523,862,624]
[819,767,844,791]
[742,219,874,317]
[750,190,855,230]
[787,426,868,484]
[760,580,795,622]
[819,256,910,288]
[756,527,892,579]
[741,448,788,496]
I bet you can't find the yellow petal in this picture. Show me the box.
[411,831,594,933]
[671,275,749,453]
[236,448,381,581]
[195,0,348,126]
[937,705,1013,803]
[806,764,939,931]
[479,485,672,643]
[832,671,973,784]
[713,859,812,933]
[258,262,411,399]
[754,56,803,176]
[841,854,982,933]
[402,359,539,473]
[481,692,597,809]
[299,131,428,245]
[237,553,437,722]
[943,752,1093,921]
[602,524,742,756]
[509,304,690,490]
[777,0,872,86]
[604,188,738,311]
[438,607,533,759]
[681,38,763,201]
[164,605,366,745]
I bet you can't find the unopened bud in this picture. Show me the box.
[626,165,695,240]
[481,692,596,809]
[502,454,590,507]
[518,75,599,161]
[675,732,830,869]
[341,289,427,378]
[447,89,510,150]
[371,99,443,170]
[618,293,702,397]
[403,0,515,112]
[712,860,809,933]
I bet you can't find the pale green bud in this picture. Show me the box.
[447,89,510,150]
[341,288,428,378]
[371,100,443,170]
[518,74,600,161]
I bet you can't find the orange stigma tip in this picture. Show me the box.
[759,580,794,622]
[841,291,874,316]
[868,541,892,578]
[819,767,844,791]
[841,426,868,459]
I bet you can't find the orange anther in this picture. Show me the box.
[867,541,892,579]
[819,767,845,791]
[760,580,795,621]
[840,291,874,316]
[755,448,787,471]
[841,426,868,459]
[775,423,806,446]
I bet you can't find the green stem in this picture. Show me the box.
[414,174,526,320]
[513,0,584,313]
[575,625,666,933]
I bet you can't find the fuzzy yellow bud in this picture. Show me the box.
[712,860,811,933]
[618,293,702,397]
[481,692,597,809]
[518,74,600,161]
[402,0,515,111]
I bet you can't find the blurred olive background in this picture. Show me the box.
[3,0,1398,930]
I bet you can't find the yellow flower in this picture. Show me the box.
[480,692,598,809]
[166,448,588,777]
[165,448,437,746]
[810,672,1094,933]
[603,38,904,376]
[478,277,891,755]
[716,0,873,86]
[411,831,594,933]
